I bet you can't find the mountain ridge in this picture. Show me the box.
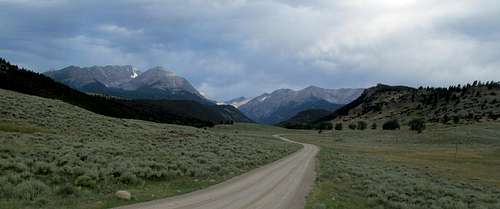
[238,86,363,124]
[312,83,500,127]
[44,65,212,104]
[1,58,253,126]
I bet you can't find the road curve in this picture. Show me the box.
[114,135,319,209]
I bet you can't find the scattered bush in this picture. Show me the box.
[316,148,500,209]
[408,118,426,133]
[74,175,96,188]
[0,89,302,208]
[13,179,49,200]
[371,123,377,130]
[33,162,54,175]
[119,172,141,185]
[382,120,400,130]
[55,184,78,197]
[0,177,15,198]
[442,114,450,124]
[334,123,343,131]
[316,122,333,130]
[348,123,357,130]
[357,121,368,130]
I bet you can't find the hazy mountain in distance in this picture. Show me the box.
[238,86,363,124]
[224,96,253,108]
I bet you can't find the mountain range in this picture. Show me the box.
[44,65,212,104]
[4,57,498,130]
[1,58,252,126]
[46,64,366,125]
[237,86,364,124]
[224,97,252,108]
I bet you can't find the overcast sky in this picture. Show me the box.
[1,0,500,100]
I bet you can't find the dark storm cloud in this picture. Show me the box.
[1,0,500,100]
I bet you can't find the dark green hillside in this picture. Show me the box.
[316,83,500,126]
[79,81,214,105]
[278,109,332,129]
[264,98,342,125]
[0,58,252,126]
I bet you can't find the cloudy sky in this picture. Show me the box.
[1,0,499,100]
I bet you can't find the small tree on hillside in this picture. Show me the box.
[408,118,426,133]
[357,121,367,130]
[371,123,377,130]
[317,122,332,130]
[382,119,400,130]
[335,123,343,131]
[348,123,357,130]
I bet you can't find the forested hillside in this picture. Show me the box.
[315,83,500,127]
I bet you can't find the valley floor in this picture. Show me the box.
[285,123,500,209]
[3,87,500,209]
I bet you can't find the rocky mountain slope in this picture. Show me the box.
[224,96,253,108]
[238,86,363,124]
[44,65,139,88]
[44,65,211,104]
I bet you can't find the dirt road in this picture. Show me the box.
[115,135,318,209]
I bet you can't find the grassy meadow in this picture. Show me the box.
[285,123,500,209]
[0,89,301,209]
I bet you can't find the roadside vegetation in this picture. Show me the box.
[286,123,500,209]
[0,89,300,209]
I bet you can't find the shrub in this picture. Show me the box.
[56,184,78,196]
[313,203,327,209]
[335,123,343,131]
[6,173,23,185]
[0,177,15,198]
[33,162,54,175]
[382,120,400,130]
[348,123,357,130]
[371,123,377,130]
[74,175,96,188]
[13,179,49,200]
[408,118,426,133]
[119,172,141,185]
[357,121,368,130]
[316,122,333,130]
[442,114,450,124]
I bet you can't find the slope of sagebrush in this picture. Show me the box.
[0,89,300,209]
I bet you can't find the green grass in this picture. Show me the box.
[0,89,301,209]
[285,123,500,209]
[0,121,47,134]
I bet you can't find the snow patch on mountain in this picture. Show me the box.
[131,67,139,78]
